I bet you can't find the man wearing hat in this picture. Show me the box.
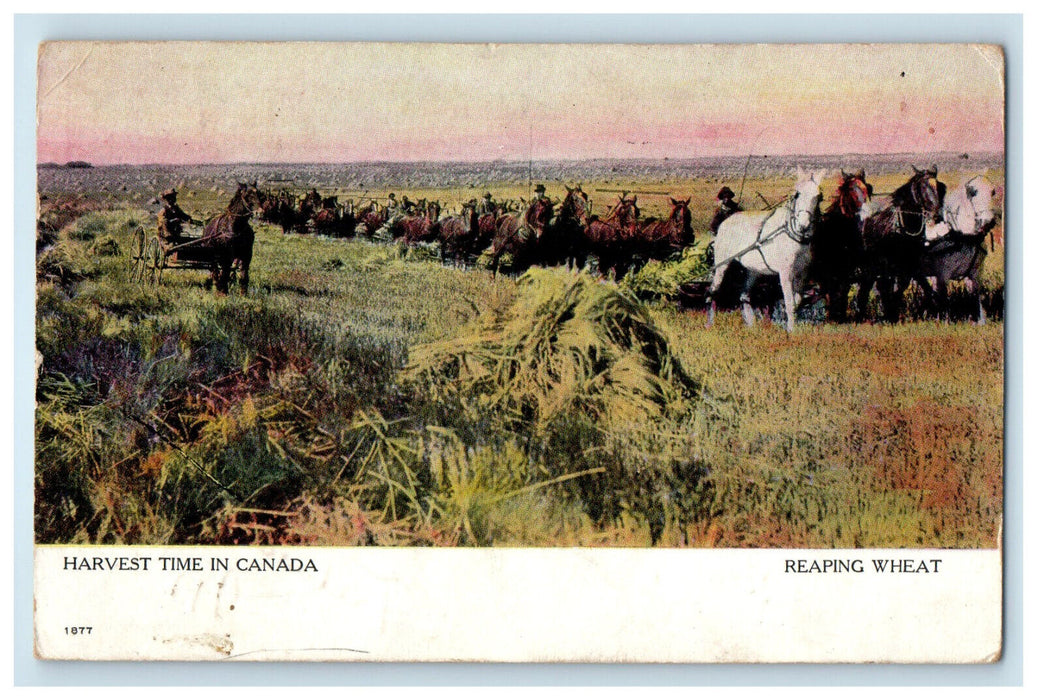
[157,188,201,244]
[709,186,742,235]
[477,192,497,217]
[532,184,552,207]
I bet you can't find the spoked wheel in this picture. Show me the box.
[144,237,163,286]
[129,226,147,282]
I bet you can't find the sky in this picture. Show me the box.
[36,42,1006,165]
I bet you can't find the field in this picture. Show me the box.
[35,157,1005,548]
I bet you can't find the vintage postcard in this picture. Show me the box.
[33,42,1004,662]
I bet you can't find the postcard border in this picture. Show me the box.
[13,11,1024,687]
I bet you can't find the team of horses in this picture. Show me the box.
[165,167,1001,330]
[707,166,1000,330]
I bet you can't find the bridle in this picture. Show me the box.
[781,190,820,244]
[894,177,940,237]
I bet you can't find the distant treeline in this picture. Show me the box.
[39,161,94,169]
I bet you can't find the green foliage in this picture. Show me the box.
[623,242,713,300]
[67,212,113,241]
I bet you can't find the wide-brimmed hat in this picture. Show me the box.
[716,186,735,201]
[483,192,493,198]
[161,188,178,201]
[534,184,546,194]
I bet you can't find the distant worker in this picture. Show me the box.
[157,189,201,244]
[386,193,399,216]
[532,184,551,205]
[478,192,497,216]
[709,186,743,235]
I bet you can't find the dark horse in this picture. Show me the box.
[582,194,641,278]
[183,182,263,294]
[916,174,1000,323]
[540,185,591,267]
[259,189,301,235]
[808,169,873,322]
[854,166,946,322]
[486,197,555,274]
[633,197,694,267]
[313,196,355,238]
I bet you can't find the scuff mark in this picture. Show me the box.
[972,45,1005,97]
[159,633,233,657]
[40,43,95,101]
[223,646,369,660]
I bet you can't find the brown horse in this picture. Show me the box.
[808,169,873,321]
[474,202,513,258]
[582,194,641,278]
[393,200,442,245]
[486,197,555,274]
[436,201,480,266]
[854,166,946,322]
[633,197,694,267]
[182,182,263,294]
[540,185,591,267]
[312,196,355,238]
[354,201,388,238]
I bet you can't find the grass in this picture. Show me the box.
[33,172,1005,547]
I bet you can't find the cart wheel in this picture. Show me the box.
[128,226,146,280]
[144,238,162,286]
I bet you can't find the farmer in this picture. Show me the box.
[532,184,551,206]
[709,186,742,235]
[478,192,497,216]
[157,189,201,244]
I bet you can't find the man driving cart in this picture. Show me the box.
[157,188,202,245]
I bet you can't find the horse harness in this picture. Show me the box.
[893,207,931,237]
[710,195,815,276]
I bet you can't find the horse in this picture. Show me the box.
[179,181,263,295]
[354,201,388,238]
[540,185,591,267]
[808,169,873,322]
[313,196,354,238]
[259,189,300,235]
[706,169,825,333]
[915,174,1000,323]
[633,197,694,267]
[486,197,555,275]
[393,199,442,245]
[582,194,641,278]
[853,165,946,323]
[436,201,480,266]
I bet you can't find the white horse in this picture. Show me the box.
[918,174,1000,324]
[706,169,825,332]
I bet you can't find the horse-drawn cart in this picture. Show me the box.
[129,224,222,286]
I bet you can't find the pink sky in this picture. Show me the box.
[37,43,1005,165]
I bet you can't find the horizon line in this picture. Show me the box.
[37,150,1006,169]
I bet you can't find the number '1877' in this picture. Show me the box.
[64,627,92,635]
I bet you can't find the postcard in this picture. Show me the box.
[33,41,1004,662]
